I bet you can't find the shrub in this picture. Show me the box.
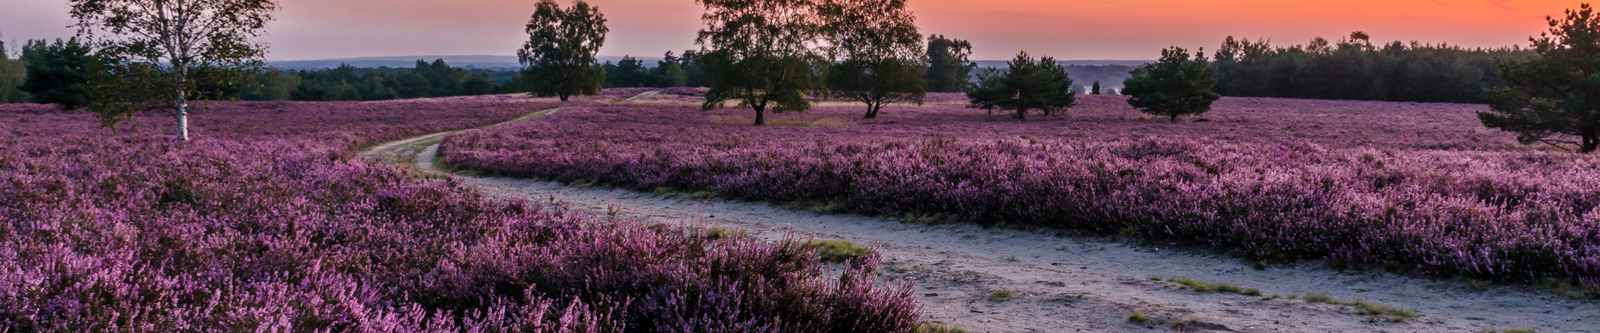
[0,95,922,332]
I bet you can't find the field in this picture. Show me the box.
[0,96,921,331]
[439,92,1600,290]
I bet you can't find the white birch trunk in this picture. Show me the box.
[177,90,189,141]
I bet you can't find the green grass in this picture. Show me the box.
[802,240,875,263]
[791,199,852,214]
[1164,277,1260,296]
[1127,311,1149,323]
[1300,294,1420,323]
[703,227,748,241]
[912,323,968,333]
[988,289,1014,302]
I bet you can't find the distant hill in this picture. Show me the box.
[267,55,666,70]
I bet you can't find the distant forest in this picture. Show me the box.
[1209,32,1532,104]
[0,33,1536,104]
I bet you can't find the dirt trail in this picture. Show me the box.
[364,93,1598,333]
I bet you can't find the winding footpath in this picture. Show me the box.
[362,92,1599,333]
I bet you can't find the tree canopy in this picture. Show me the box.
[696,0,827,126]
[519,0,608,101]
[821,0,927,119]
[925,34,974,93]
[1123,46,1221,122]
[70,0,278,141]
[1211,32,1525,104]
[0,40,31,104]
[19,39,93,110]
[966,51,1077,120]
[1480,4,1600,153]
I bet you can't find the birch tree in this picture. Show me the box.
[70,0,277,141]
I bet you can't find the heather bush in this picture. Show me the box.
[0,94,921,332]
[440,95,1600,288]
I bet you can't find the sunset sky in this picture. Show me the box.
[0,0,1582,61]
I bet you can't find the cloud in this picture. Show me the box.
[1489,0,1514,10]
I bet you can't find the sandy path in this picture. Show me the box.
[364,94,1598,333]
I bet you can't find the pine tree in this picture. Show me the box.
[1122,46,1222,122]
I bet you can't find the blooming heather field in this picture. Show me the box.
[0,96,920,331]
[440,93,1600,291]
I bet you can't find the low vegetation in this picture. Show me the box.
[1163,277,1261,296]
[0,97,922,331]
[913,323,969,333]
[441,95,1600,290]
[803,240,878,263]
[1127,311,1150,323]
[988,289,1014,302]
[1300,294,1420,323]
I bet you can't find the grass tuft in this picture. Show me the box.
[802,240,875,263]
[1127,311,1149,323]
[988,289,1014,302]
[703,227,748,241]
[1301,294,1420,322]
[912,323,968,333]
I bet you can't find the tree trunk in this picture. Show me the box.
[1170,113,1180,123]
[177,91,190,141]
[864,102,879,119]
[754,106,766,126]
[1583,133,1599,154]
[559,92,570,102]
[1015,107,1026,120]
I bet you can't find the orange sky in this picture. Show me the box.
[0,0,1583,60]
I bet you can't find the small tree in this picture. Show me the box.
[1091,81,1101,95]
[519,0,608,101]
[821,0,926,119]
[1122,46,1221,123]
[926,34,974,93]
[965,51,1077,120]
[20,39,94,110]
[696,0,826,126]
[71,0,278,141]
[1480,4,1600,153]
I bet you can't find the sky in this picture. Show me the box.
[0,0,1581,61]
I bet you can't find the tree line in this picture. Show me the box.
[1210,32,1529,104]
[14,0,1600,154]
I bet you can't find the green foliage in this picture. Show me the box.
[519,0,608,101]
[925,34,975,93]
[986,289,1013,302]
[263,60,512,102]
[822,0,927,119]
[1212,32,1524,103]
[1123,46,1221,122]
[966,51,1078,119]
[1163,277,1260,296]
[1127,311,1149,323]
[802,240,875,263]
[696,0,826,126]
[1480,4,1600,153]
[71,0,279,140]
[19,38,93,109]
[0,40,30,104]
[911,323,967,333]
